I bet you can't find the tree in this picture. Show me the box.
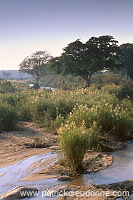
[19,51,52,88]
[47,36,120,87]
[120,43,133,79]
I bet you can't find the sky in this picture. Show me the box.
[0,0,133,70]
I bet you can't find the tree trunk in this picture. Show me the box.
[83,76,91,88]
[33,78,40,89]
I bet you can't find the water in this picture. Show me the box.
[0,152,58,194]
[70,142,133,185]
[28,84,56,91]
[0,142,133,199]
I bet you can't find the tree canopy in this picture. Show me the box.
[120,43,133,79]
[19,51,52,88]
[47,35,120,87]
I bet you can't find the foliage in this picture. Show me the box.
[39,74,83,89]
[67,102,133,139]
[102,74,121,85]
[58,121,98,173]
[52,115,65,129]
[30,98,75,127]
[120,43,133,79]
[0,84,132,139]
[19,51,52,87]
[0,102,18,131]
[101,84,122,97]
[47,35,121,87]
[17,98,32,121]
[121,81,133,100]
[0,80,16,93]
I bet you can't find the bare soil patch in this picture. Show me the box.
[0,121,57,168]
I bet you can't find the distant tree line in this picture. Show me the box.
[19,35,133,88]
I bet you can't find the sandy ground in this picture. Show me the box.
[0,121,57,169]
[0,121,113,181]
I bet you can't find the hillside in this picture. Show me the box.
[0,70,31,80]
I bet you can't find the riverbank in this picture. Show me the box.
[0,121,58,169]
[56,179,133,200]
[0,121,132,200]
[0,121,114,179]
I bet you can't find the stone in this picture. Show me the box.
[0,172,6,177]
[97,154,104,159]
[50,146,60,151]
[56,176,71,181]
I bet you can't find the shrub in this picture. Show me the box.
[52,115,65,129]
[102,74,121,85]
[31,100,57,126]
[0,102,18,131]
[17,102,32,121]
[0,93,20,107]
[30,98,75,127]
[91,74,105,84]
[121,81,133,100]
[58,122,98,173]
[0,81,16,93]
[67,103,133,140]
[101,84,122,97]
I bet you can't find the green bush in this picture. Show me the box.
[17,102,32,121]
[30,98,75,127]
[15,95,32,121]
[52,115,65,129]
[31,100,57,126]
[0,102,18,131]
[58,122,98,173]
[67,103,133,139]
[121,81,133,100]
[0,93,20,107]
[102,74,121,85]
[101,84,122,97]
[0,81,16,94]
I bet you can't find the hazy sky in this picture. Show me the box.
[0,0,133,70]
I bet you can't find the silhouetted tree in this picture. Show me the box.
[120,43,133,79]
[48,36,120,87]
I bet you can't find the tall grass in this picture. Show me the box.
[58,121,98,173]
[0,84,132,137]
[67,103,133,139]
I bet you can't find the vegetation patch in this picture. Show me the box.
[0,102,18,131]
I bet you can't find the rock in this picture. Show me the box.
[56,176,71,181]
[83,170,90,174]
[97,154,104,159]
[50,146,60,151]
[0,186,38,199]
[0,172,6,177]
[98,164,103,167]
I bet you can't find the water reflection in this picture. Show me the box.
[0,142,133,199]
[70,142,133,185]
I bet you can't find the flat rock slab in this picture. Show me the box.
[0,186,38,200]
[56,176,71,181]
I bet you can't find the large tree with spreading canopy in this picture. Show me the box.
[48,35,120,87]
